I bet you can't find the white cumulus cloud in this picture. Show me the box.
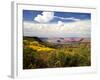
[24,20,91,38]
[34,11,80,23]
[34,12,54,23]
[57,21,64,26]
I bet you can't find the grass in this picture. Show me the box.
[23,37,91,69]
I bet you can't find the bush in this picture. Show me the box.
[23,47,39,69]
[23,47,48,69]
[47,52,57,67]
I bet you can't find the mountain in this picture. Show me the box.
[40,37,90,44]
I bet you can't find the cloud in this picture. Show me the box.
[34,12,54,23]
[24,20,91,38]
[57,21,64,26]
[54,16,80,21]
[34,11,81,23]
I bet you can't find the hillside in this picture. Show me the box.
[23,36,91,69]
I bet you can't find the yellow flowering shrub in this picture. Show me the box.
[28,41,55,53]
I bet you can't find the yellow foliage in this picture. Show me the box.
[28,41,55,52]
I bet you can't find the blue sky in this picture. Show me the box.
[23,10,91,23]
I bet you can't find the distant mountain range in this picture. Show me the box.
[24,36,90,44]
[40,37,90,44]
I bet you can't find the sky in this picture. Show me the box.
[23,10,91,37]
